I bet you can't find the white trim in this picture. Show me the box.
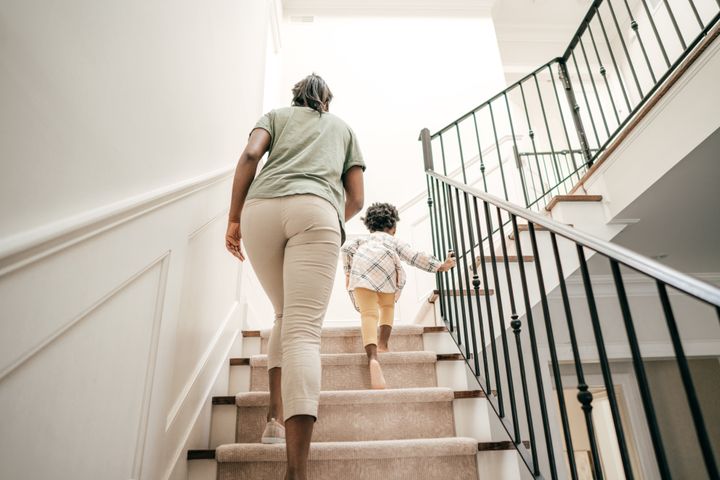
[161,326,240,480]
[0,166,234,277]
[0,251,171,383]
[549,339,720,362]
[131,254,171,479]
[165,301,240,430]
[268,0,283,53]
[549,273,720,299]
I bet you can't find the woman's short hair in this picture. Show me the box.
[292,74,333,115]
[362,203,400,232]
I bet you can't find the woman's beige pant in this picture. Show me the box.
[241,194,340,420]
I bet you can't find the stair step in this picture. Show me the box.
[545,194,603,211]
[474,255,535,268]
[434,288,494,298]
[242,325,446,354]
[214,437,480,480]
[506,223,573,240]
[228,388,457,443]
[234,352,440,391]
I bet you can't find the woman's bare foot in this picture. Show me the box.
[369,359,386,389]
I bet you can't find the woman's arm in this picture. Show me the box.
[225,128,271,260]
[343,165,364,222]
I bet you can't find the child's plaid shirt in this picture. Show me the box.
[341,232,442,302]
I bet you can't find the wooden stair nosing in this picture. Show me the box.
[432,288,494,298]
[475,255,535,264]
[188,440,523,460]
[545,194,602,211]
[230,352,463,366]
[213,389,488,405]
[242,325,448,338]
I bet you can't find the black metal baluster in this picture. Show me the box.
[426,176,442,317]
[657,282,720,478]
[453,189,473,360]
[610,261,672,480]
[533,73,563,187]
[571,50,602,150]
[481,202,505,414]
[621,0,657,85]
[662,0,687,49]
[687,0,704,29]
[579,36,612,138]
[430,177,448,321]
[471,199,493,392]
[528,225,578,480]
[550,234,604,480]
[558,60,594,167]
[604,0,643,102]
[577,246,635,479]
[439,132,448,175]
[504,91,530,207]
[595,4,635,110]
[446,184,467,350]
[463,192,482,378]
[587,21,622,125]
[548,63,579,177]
[488,102,510,200]
[494,207,521,444]
[639,0,671,68]
[512,217,558,479]
[519,83,546,202]
[471,111,488,191]
[439,180,458,338]
[455,122,468,184]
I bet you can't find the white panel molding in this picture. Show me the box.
[188,208,230,240]
[165,301,240,430]
[162,314,241,480]
[132,254,172,479]
[0,166,234,277]
[549,273,720,299]
[0,251,171,384]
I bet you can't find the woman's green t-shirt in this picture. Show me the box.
[247,106,366,235]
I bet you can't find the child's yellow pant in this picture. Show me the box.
[353,287,396,346]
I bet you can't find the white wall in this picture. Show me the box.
[258,12,508,324]
[0,1,270,479]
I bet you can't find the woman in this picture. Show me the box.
[225,73,365,480]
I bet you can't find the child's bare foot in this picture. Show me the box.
[369,359,386,389]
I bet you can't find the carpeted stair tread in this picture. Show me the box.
[216,437,479,462]
[235,387,454,406]
[255,325,425,338]
[233,388,457,442]
[248,351,437,367]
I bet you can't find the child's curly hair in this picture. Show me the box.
[361,203,400,232]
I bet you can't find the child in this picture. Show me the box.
[341,202,456,389]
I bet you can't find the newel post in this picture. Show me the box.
[420,128,434,172]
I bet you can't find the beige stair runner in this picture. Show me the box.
[215,326,481,479]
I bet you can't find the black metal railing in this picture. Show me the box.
[422,157,720,479]
[428,0,719,211]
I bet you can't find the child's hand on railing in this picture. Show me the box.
[437,251,456,272]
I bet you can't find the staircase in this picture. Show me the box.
[187,326,522,479]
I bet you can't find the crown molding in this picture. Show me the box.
[282,0,496,17]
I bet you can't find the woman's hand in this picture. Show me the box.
[225,221,245,261]
[345,274,350,289]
